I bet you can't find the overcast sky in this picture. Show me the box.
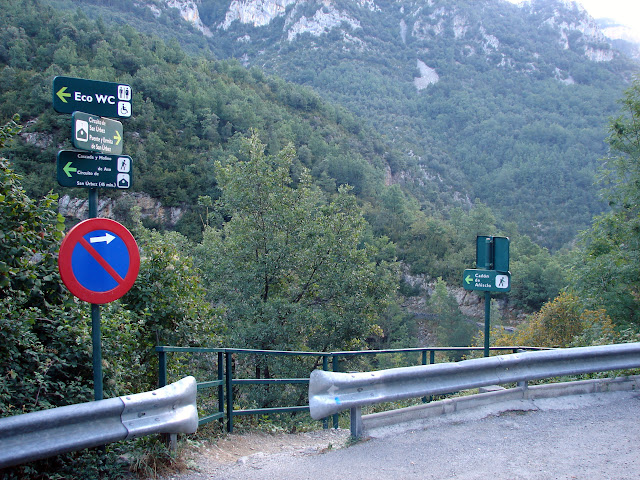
[506,0,640,37]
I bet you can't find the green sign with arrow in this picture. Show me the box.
[53,76,132,118]
[72,112,123,155]
[56,150,132,190]
[463,269,511,292]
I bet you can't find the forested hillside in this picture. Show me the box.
[1,0,572,316]
[59,0,640,250]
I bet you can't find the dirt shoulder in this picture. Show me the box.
[161,428,351,479]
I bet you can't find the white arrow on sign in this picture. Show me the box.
[89,233,116,244]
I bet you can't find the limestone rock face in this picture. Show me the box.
[58,193,184,227]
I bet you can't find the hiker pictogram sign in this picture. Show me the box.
[58,218,140,304]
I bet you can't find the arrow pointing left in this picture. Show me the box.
[90,233,116,244]
[465,275,473,284]
[56,86,71,103]
[63,161,77,177]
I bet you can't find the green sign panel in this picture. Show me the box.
[57,151,132,189]
[53,76,132,118]
[476,235,509,271]
[72,112,123,155]
[463,269,511,292]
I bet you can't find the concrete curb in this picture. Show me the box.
[362,375,640,435]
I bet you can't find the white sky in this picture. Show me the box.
[506,0,640,37]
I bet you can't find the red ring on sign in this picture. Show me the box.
[59,218,140,304]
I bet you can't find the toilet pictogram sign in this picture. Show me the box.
[58,218,140,304]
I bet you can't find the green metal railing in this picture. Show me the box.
[156,346,539,432]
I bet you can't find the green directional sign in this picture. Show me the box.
[57,151,132,189]
[53,76,132,118]
[463,269,511,292]
[72,112,123,155]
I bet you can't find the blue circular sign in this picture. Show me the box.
[59,218,140,304]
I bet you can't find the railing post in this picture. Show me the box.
[322,355,329,430]
[158,348,167,388]
[225,351,233,433]
[218,351,224,427]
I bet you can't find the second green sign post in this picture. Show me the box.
[462,236,510,357]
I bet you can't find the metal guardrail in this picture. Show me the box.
[308,343,640,437]
[0,376,198,469]
[157,345,541,432]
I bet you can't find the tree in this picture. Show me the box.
[510,292,616,348]
[195,133,397,353]
[569,77,640,328]
[0,117,93,416]
[430,278,477,360]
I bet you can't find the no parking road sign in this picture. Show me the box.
[59,218,140,304]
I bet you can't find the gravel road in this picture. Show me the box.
[160,391,640,480]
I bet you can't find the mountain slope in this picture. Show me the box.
[17,0,640,248]
[197,0,636,249]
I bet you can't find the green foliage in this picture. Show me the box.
[0,124,220,476]
[430,278,478,360]
[0,122,93,416]
[196,133,398,352]
[498,292,618,348]
[569,78,640,328]
[120,222,223,389]
[509,235,566,312]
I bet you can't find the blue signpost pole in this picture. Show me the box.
[88,188,103,401]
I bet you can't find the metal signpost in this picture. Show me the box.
[462,236,510,357]
[53,76,135,402]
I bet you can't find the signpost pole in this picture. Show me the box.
[88,188,103,401]
[482,238,492,358]
[91,304,103,401]
[484,291,491,358]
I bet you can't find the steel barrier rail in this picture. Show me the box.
[308,343,640,424]
[0,376,198,469]
[156,345,547,432]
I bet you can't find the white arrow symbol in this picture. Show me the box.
[90,233,116,244]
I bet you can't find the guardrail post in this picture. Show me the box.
[225,351,233,433]
[350,406,363,439]
[162,433,178,451]
[332,355,339,429]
